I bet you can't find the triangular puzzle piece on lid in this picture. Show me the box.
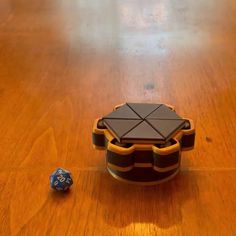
[103,104,140,119]
[103,119,142,142]
[122,121,164,143]
[147,119,185,141]
[147,104,182,120]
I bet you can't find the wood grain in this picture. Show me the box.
[1,0,236,235]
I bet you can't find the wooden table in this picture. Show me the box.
[0,0,236,235]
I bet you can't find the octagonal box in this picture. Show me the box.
[92,103,195,185]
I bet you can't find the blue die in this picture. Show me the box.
[50,168,73,191]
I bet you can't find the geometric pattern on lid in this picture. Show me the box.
[122,120,164,142]
[103,119,142,142]
[102,103,185,144]
[127,103,161,118]
[147,119,185,141]
[146,104,182,120]
[103,104,140,119]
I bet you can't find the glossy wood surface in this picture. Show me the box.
[1,0,236,235]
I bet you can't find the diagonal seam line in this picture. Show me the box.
[143,104,162,118]
[146,119,185,139]
[144,104,164,119]
[103,119,142,140]
[126,103,143,119]
[146,119,184,139]
[145,104,183,120]
[126,103,162,120]
[120,120,144,139]
[144,120,166,139]
[103,104,140,119]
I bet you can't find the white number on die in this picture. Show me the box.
[57,175,66,182]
